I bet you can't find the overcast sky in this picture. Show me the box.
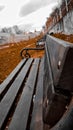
[0,0,61,31]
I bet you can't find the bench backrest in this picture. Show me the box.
[43,35,72,127]
[46,35,73,92]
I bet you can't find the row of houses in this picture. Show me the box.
[46,0,73,34]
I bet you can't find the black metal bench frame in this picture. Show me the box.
[20,47,44,58]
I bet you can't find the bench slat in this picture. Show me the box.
[0,58,33,130]
[0,59,26,99]
[30,57,44,130]
[8,58,40,130]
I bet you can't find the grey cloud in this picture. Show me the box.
[19,0,52,17]
[0,5,5,12]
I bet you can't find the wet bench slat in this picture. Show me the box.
[0,59,26,100]
[30,58,44,130]
[0,58,44,130]
[0,58,33,130]
[8,59,40,130]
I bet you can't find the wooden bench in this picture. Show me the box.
[0,58,44,130]
[1,35,73,130]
